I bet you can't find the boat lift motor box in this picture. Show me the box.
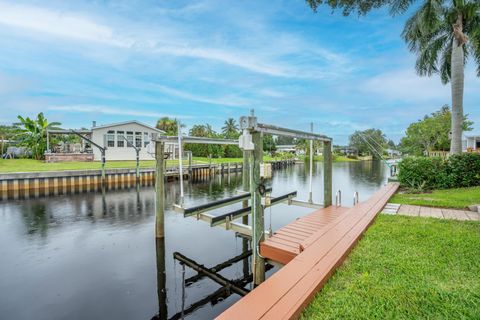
[260,163,272,179]
[239,129,254,151]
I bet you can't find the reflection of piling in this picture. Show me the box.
[156,238,168,319]
[174,252,249,296]
[323,140,333,207]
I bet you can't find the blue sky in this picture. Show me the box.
[0,0,479,144]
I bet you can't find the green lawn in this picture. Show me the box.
[0,159,187,173]
[1,154,361,173]
[390,186,480,209]
[302,215,480,319]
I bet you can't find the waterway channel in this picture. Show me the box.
[0,161,388,320]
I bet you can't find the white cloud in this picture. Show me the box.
[0,2,126,46]
[0,2,290,77]
[154,84,249,107]
[0,1,348,79]
[48,105,191,119]
[361,69,450,102]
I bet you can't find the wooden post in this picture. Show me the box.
[136,149,140,182]
[208,154,212,177]
[188,151,193,178]
[101,150,106,184]
[155,141,165,238]
[308,122,313,203]
[323,140,333,207]
[251,131,265,286]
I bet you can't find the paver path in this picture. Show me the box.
[384,203,479,221]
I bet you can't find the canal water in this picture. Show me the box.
[0,161,388,320]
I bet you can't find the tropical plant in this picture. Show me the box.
[349,128,387,158]
[185,124,224,157]
[263,134,277,153]
[221,118,239,139]
[156,117,178,136]
[400,105,473,155]
[307,0,480,154]
[16,112,61,160]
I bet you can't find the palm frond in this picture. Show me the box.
[389,0,417,16]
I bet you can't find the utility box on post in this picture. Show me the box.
[260,163,272,179]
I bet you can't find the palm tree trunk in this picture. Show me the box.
[450,14,465,154]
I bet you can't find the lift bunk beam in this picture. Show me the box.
[174,188,272,217]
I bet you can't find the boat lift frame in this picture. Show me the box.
[153,112,332,287]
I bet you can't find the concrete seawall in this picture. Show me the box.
[0,160,295,201]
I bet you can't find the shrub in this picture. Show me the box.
[445,153,480,188]
[347,154,358,160]
[398,154,480,190]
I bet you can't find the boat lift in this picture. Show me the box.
[154,112,333,286]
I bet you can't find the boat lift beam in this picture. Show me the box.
[154,135,238,145]
[174,188,272,217]
[255,122,332,142]
[210,190,297,227]
[177,191,297,237]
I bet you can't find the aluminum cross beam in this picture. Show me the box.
[239,116,332,141]
[153,135,238,145]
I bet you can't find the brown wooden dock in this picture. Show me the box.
[217,182,399,320]
[260,206,350,265]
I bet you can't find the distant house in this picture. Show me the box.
[91,120,164,161]
[334,146,358,156]
[46,120,178,162]
[463,134,480,153]
[276,144,297,154]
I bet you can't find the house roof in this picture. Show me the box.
[91,120,165,133]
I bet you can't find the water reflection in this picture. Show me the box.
[0,161,388,320]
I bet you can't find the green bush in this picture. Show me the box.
[398,154,480,190]
[446,153,480,188]
[347,154,358,160]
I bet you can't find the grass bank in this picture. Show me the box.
[1,154,358,173]
[302,215,480,319]
[390,186,480,209]
[0,159,183,173]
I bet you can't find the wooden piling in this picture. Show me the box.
[251,131,265,286]
[323,140,333,207]
[155,141,165,238]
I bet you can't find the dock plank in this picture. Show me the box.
[260,206,349,265]
[217,182,399,320]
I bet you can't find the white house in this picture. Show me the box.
[91,120,170,161]
[463,134,480,152]
[46,120,180,162]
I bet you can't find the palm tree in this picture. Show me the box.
[221,118,239,139]
[307,0,480,154]
[156,117,178,136]
[17,112,61,160]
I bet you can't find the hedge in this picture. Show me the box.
[398,153,480,190]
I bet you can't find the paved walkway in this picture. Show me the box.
[383,203,480,221]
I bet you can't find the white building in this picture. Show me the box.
[91,120,164,161]
[46,120,179,162]
[463,134,480,152]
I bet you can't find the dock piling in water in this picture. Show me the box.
[155,141,165,238]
